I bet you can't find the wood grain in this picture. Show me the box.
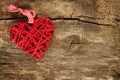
[0,0,120,80]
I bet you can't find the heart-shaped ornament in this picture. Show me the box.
[8,5,54,60]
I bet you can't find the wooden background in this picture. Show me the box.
[0,0,120,80]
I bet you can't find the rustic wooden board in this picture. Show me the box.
[0,0,120,80]
[0,0,120,26]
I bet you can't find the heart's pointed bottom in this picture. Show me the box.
[9,18,54,60]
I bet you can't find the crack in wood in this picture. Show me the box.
[115,18,120,22]
[78,16,104,19]
[50,18,115,27]
[0,17,115,27]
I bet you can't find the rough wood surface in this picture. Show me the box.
[0,0,120,80]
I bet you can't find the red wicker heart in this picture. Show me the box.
[9,18,54,60]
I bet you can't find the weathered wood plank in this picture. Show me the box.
[0,19,119,80]
[0,0,120,26]
[0,0,120,80]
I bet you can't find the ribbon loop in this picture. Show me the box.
[8,5,36,24]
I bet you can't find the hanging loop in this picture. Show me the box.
[8,5,36,24]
